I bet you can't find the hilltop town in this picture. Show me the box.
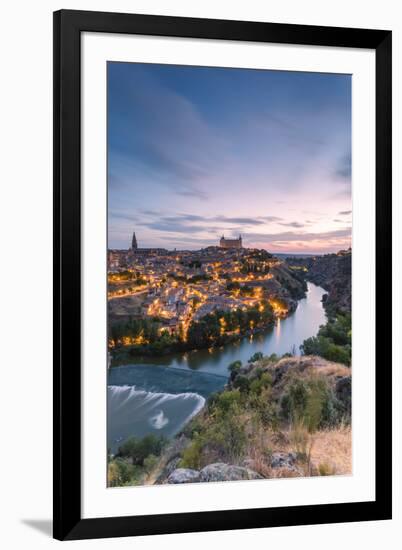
[108,232,307,359]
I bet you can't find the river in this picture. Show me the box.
[108,282,326,452]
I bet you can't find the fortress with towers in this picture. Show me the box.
[219,235,243,249]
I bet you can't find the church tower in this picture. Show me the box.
[131,231,138,250]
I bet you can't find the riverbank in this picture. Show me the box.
[109,321,276,366]
[109,302,282,364]
[109,283,326,373]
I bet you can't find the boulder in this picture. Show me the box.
[241,458,256,469]
[167,468,200,484]
[270,452,297,469]
[199,463,263,482]
[154,435,191,484]
[156,456,181,484]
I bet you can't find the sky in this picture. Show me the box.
[108,62,351,254]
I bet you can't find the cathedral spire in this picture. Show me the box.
[131,231,138,250]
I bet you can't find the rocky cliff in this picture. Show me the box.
[286,249,351,317]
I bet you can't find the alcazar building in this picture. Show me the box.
[219,235,243,249]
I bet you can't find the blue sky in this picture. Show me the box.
[108,62,351,253]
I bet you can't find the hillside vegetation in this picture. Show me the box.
[301,313,351,365]
[153,353,351,484]
[287,250,352,364]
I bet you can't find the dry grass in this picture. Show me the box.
[314,363,350,378]
[243,423,352,479]
[271,467,302,479]
[246,450,273,478]
[309,425,352,476]
[261,356,350,394]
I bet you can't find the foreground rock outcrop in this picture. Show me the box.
[167,463,262,484]
[167,468,201,484]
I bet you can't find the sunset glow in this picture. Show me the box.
[108,62,351,254]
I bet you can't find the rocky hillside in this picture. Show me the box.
[286,249,351,317]
[151,354,351,484]
[271,262,307,302]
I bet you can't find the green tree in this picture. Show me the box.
[228,360,242,380]
[301,314,351,365]
[118,434,166,466]
[249,352,264,363]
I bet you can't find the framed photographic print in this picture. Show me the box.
[53,10,392,541]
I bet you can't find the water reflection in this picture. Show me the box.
[275,317,281,343]
[128,283,326,377]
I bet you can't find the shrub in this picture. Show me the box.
[228,360,242,373]
[250,371,273,393]
[249,388,278,428]
[281,375,339,432]
[228,360,242,381]
[289,421,314,470]
[185,397,248,466]
[180,437,204,469]
[301,314,351,365]
[318,462,336,476]
[249,378,262,394]
[107,461,121,487]
[143,454,159,474]
[207,410,247,462]
[183,413,204,437]
[232,374,250,392]
[212,389,242,415]
[281,378,308,420]
[249,372,273,395]
[249,352,264,363]
[266,353,279,363]
[107,458,138,487]
[118,434,166,466]
[253,366,264,378]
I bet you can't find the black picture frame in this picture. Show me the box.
[53,9,392,541]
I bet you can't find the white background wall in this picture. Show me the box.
[0,0,400,548]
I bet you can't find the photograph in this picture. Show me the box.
[106,61,352,488]
[0,1,395,545]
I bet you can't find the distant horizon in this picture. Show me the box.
[108,63,351,253]
[108,234,351,256]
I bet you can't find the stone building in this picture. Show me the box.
[219,235,243,249]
